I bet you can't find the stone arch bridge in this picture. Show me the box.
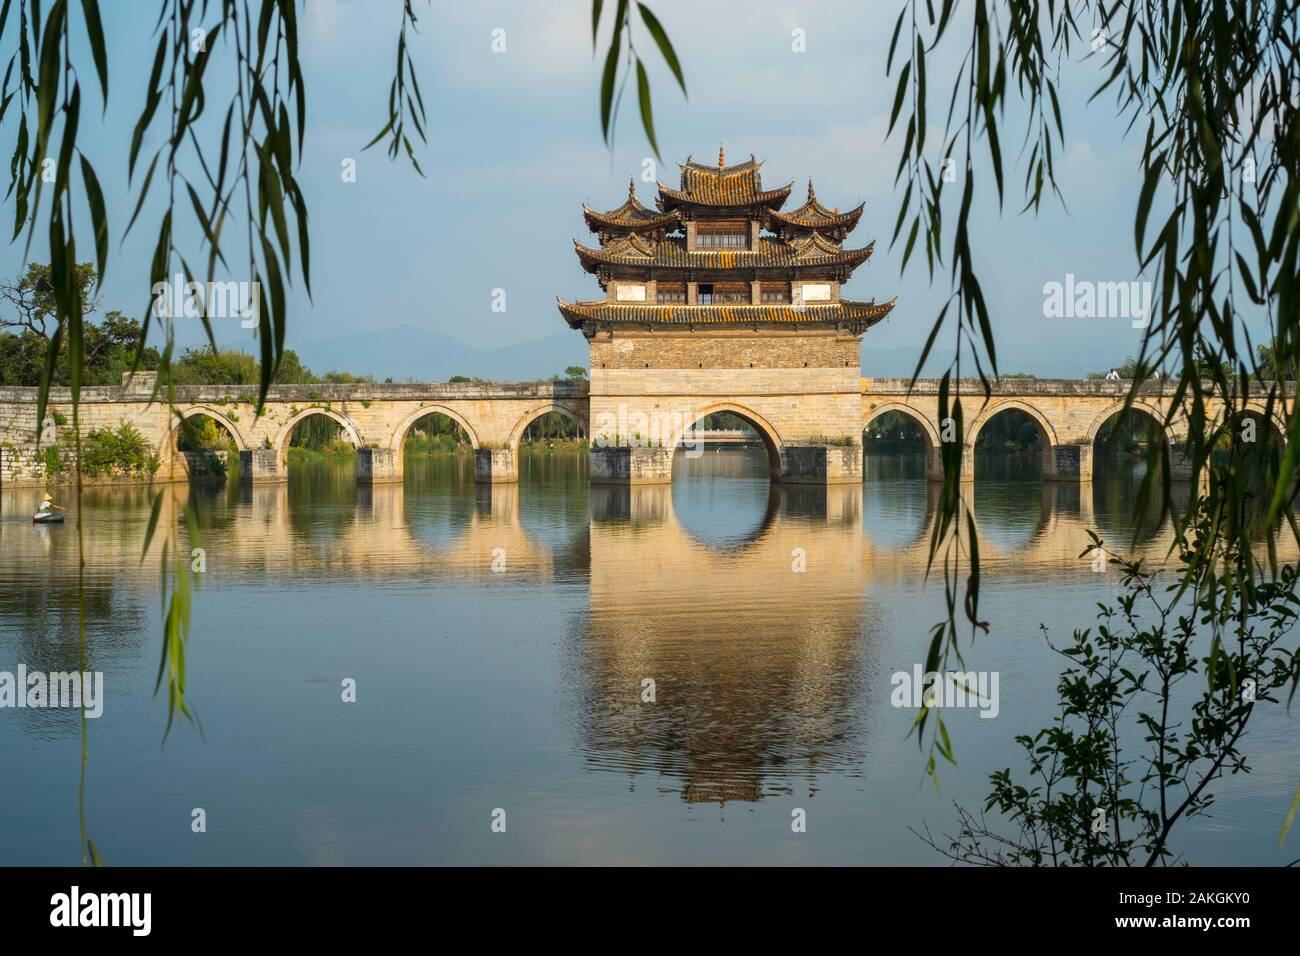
[0,371,1287,487]
[861,377,1290,482]
[0,373,588,486]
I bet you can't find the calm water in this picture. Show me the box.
[1,447,1296,865]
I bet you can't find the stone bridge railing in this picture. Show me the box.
[0,378,589,404]
[862,377,1295,398]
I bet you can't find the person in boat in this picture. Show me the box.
[37,493,64,515]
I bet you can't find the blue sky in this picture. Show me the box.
[2,1,1180,377]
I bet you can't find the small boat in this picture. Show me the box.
[33,511,65,524]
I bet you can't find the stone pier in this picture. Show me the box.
[957,445,976,482]
[356,447,400,483]
[778,444,862,484]
[474,447,518,483]
[589,446,673,484]
[1047,443,1092,482]
[177,449,229,480]
[239,448,284,482]
[926,447,945,482]
[1170,442,1196,480]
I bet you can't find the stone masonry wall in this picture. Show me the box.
[590,330,861,370]
[588,330,865,452]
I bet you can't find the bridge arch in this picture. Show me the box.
[507,401,589,449]
[969,399,1059,448]
[272,407,362,464]
[1210,403,1289,447]
[170,405,247,450]
[1084,401,1174,449]
[969,399,1058,475]
[390,404,481,452]
[863,402,941,450]
[668,402,783,473]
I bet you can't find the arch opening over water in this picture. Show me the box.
[509,403,588,450]
[278,408,360,469]
[173,409,243,451]
[1213,407,1288,488]
[665,404,783,547]
[521,409,585,443]
[400,409,476,455]
[1217,407,1286,448]
[395,408,477,495]
[1090,406,1167,460]
[863,405,936,481]
[171,408,244,479]
[392,405,481,454]
[972,404,1054,479]
[670,403,783,476]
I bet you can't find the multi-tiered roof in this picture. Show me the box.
[558,148,895,335]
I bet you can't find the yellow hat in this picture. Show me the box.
[42,493,53,501]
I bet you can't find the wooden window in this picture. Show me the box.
[760,282,789,303]
[711,282,750,304]
[696,221,749,249]
[656,283,686,303]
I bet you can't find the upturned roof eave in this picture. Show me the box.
[769,200,866,230]
[572,237,875,272]
[555,297,896,332]
[581,204,681,232]
[656,180,794,211]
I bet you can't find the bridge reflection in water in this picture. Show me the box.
[6,447,1231,810]
[7,443,1299,867]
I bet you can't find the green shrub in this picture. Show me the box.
[176,415,228,451]
[43,445,62,476]
[82,422,157,478]
[809,434,857,447]
[287,439,355,462]
[404,433,467,454]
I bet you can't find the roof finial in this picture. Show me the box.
[807,179,815,202]
[718,144,725,168]
[628,176,636,200]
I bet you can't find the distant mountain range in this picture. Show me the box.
[271,324,1043,382]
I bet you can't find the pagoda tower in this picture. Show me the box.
[558,148,895,483]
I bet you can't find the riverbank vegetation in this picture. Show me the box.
[917,497,1300,866]
[287,442,355,462]
[49,422,161,481]
[403,412,471,454]
[521,410,583,444]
